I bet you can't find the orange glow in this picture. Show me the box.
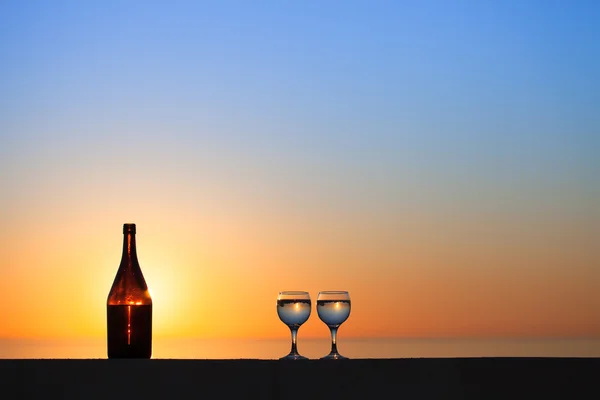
[0,195,598,342]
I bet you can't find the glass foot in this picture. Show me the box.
[320,352,348,360]
[280,353,309,360]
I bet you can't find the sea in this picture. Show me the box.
[1,337,599,359]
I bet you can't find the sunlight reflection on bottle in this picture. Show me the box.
[127,305,131,345]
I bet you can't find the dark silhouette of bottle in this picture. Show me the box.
[107,223,152,359]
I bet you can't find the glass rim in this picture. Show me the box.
[318,290,349,294]
[278,291,310,295]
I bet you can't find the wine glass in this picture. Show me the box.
[317,291,351,360]
[277,291,312,360]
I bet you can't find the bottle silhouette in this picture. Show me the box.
[107,223,152,359]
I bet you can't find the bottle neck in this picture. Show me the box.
[121,232,139,266]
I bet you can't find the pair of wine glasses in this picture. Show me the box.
[277,290,351,360]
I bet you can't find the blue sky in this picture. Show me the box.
[8,3,599,220]
[1,1,598,220]
[2,0,599,240]
[3,2,598,157]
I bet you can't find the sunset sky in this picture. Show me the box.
[1,1,598,342]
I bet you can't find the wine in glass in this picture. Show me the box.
[277,291,311,360]
[317,291,351,360]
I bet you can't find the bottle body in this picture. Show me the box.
[107,304,152,358]
[107,223,153,359]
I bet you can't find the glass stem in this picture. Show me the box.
[290,328,299,355]
[330,327,338,355]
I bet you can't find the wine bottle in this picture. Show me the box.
[107,223,152,359]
